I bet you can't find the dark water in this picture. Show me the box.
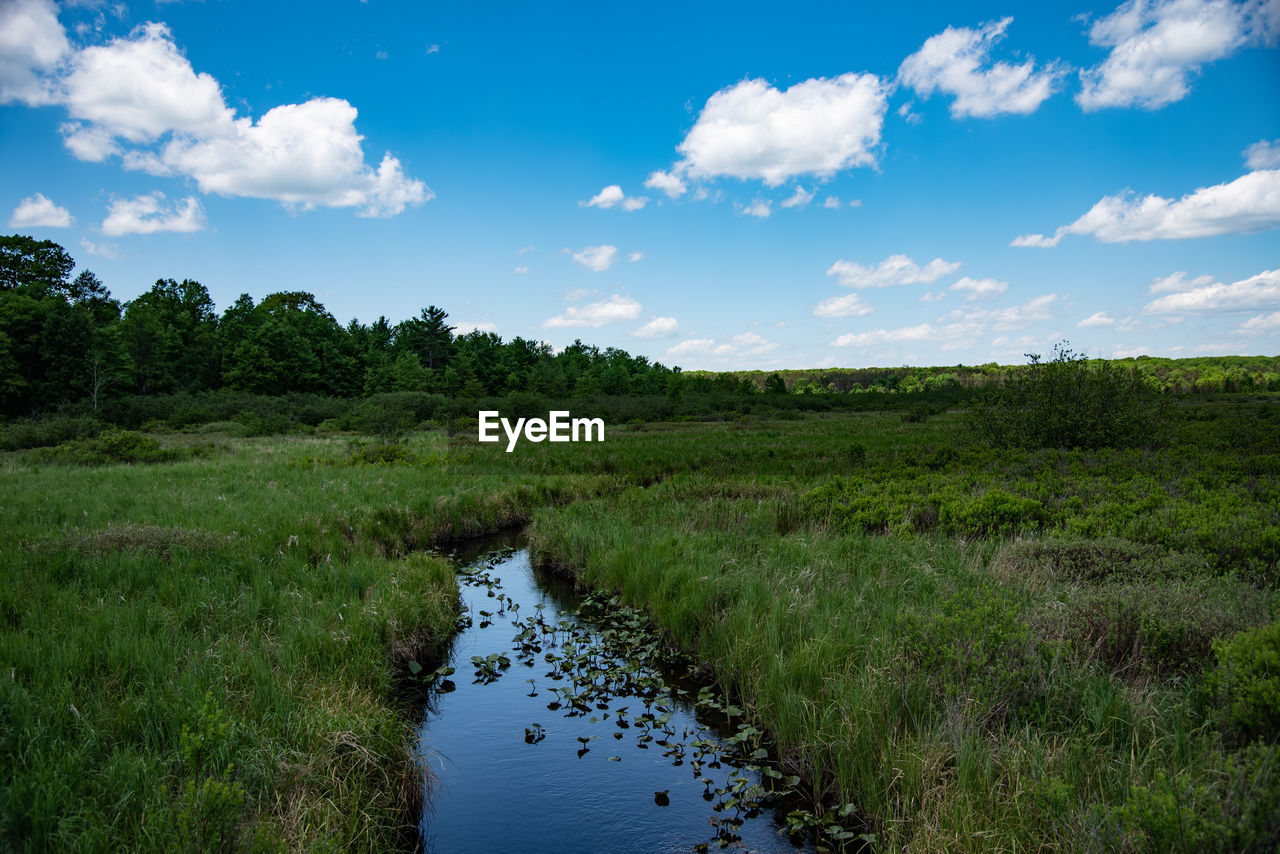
[415,534,821,853]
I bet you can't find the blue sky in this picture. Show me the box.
[2,0,1278,370]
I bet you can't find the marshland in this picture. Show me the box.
[2,372,1277,851]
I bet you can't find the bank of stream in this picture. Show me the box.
[414,532,856,853]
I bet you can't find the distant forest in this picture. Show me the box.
[3,233,1278,425]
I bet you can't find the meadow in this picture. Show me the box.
[1,394,1277,851]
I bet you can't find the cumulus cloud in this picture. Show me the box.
[7,15,428,218]
[1147,270,1217,293]
[666,331,778,361]
[668,73,888,187]
[780,186,814,209]
[454,321,499,335]
[940,293,1059,330]
[1143,268,1280,313]
[920,290,946,302]
[568,244,618,272]
[1012,169,1280,245]
[666,338,716,357]
[1077,310,1117,327]
[0,0,70,106]
[831,294,1059,348]
[542,294,641,328]
[101,191,205,235]
[628,251,644,263]
[514,265,529,274]
[827,254,961,287]
[898,17,1062,117]
[950,276,1008,300]
[79,237,121,260]
[822,196,842,209]
[832,323,936,348]
[9,192,73,227]
[1077,0,1277,111]
[631,316,680,338]
[1238,310,1280,333]
[1245,138,1280,169]
[739,199,771,218]
[644,169,686,199]
[581,184,648,211]
[563,288,591,301]
[813,293,873,317]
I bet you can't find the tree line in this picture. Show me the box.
[0,235,719,418]
[4,233,1277,422]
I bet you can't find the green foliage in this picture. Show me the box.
[970,343,1167,449]
[1208,621,1280,744]
[28,427,180,465]
[0,414,103,450]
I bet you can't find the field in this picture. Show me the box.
[2,396,1278,851]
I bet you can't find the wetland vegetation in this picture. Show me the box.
[2,234,1278,851]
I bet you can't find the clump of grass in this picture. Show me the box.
[62,524,236,558]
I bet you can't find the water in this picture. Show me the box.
[416,534,822,853]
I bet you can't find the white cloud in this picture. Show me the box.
[454,321,499,335]
[32,22,428,218]
[740,199,771,218]
[1012,169,1280,245]
[1143,268,1280,313]
[670,73,888,186]
[568,244,618,272]
[832,323,936,347]
[514,265,530,274]
[665,331,779,362]
[920,290,946,302]
[101,191,205,235]
[79,237,121,260]
[63,23,232,143]
[631,316,680,338]
[563,288,591,301]
[1239,310,1280,333]
[426,44,440,55]
[813,293,873,317]
[898,17,1062,117]
[627,251,644,263]
[827,253,961,287]
[1147,270,1217,293]
[1245,139,1280,169]
[0,0,70,106]
[1077,0,1277,111]
[1113,346,1152,358]
[950,275,1008,300]
[9,192,72,227]
[666,338,716,357]
[644,169,687,199]
[780,186,814,209]
[516,245,535,255]
[581,184,648,211]
[940,293,1059,330]
[822,196,842,209]
[831,294,1060,348]
[1077,310,1117,327]
[542,294,641,328]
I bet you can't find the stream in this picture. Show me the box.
[414,533,828,853]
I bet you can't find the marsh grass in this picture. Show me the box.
[2,397,1277,851]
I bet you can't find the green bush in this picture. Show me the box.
[1208,621,1280,744]
[28,428,180,465]
[0,415,103,450]
[970,343,1166,449]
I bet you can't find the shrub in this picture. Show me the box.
[1208,621,1280,744]
[970,343,1166,449]
[28,428,179,465]
[0,415,103,450]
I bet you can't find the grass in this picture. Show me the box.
[2,398,1277,851]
